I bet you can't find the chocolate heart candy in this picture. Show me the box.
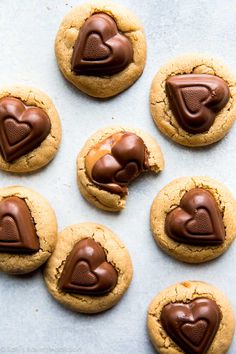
[165,188,225,246]
[71,13,133,76]
[59,238,118,295]
[0,196,39,253]
[166,74,230,134]
[161,298,221,354]
[0,97,51,162]
[85,132,148,195]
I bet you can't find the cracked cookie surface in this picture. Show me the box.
[147,281,235,354]
[0,86,61,173]
[44,223,133,313]
[55,0,146,98]
[77,126,164,212]
[150,54,236,147]
[0,186,57,274]
[150,176,236,263]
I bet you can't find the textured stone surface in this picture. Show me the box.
[0,0,235,353]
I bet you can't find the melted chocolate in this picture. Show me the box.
[85,132,149,195]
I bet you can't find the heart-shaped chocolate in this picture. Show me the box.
[71,13,133,76]
[181,320,208,346]
[0,196,39,253]
[83,33,111,60]
[59,238,118,295]
[71,261,97,286]
[161,298,221,354]
[165,188,225,245]
[86,132,149,195]
[166,74,230,134]
[0,97,51,162]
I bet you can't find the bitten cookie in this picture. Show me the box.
[0,186,57,274]
[0,86,61,173]
[150,176,236,263]
[147,281,235,354]
[44,223,133,314]
[150,54,236,147]
[77,126,164,212]
[55,0,146,98]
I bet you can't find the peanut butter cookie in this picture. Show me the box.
[44,223,133,313]
[0,186,57,274]
[150,54,236,147]
[0,86,61,173]
[55,0,146,98]
[150,176,236,263]
[147,281,235,354]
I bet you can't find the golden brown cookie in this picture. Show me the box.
[44,223,133,314]
[150,54,236,147]
[0,185,57,274]
[55,0,146,98]
[77,126,164,212]
[0,85,61,173]
[147,281,235,354]
[150,176,236,263]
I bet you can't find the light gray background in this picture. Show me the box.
[0,0,235,353]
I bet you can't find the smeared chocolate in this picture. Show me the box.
[71,13,133,76]
[166,74,229,134]
[0,196,39,253]
[165,188,225,245]
[85,132,149,195]
[59,238,117,295]
[161,298,221,354]
[0,97,51,162]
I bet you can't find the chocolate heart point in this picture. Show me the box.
[165,188,225,245]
